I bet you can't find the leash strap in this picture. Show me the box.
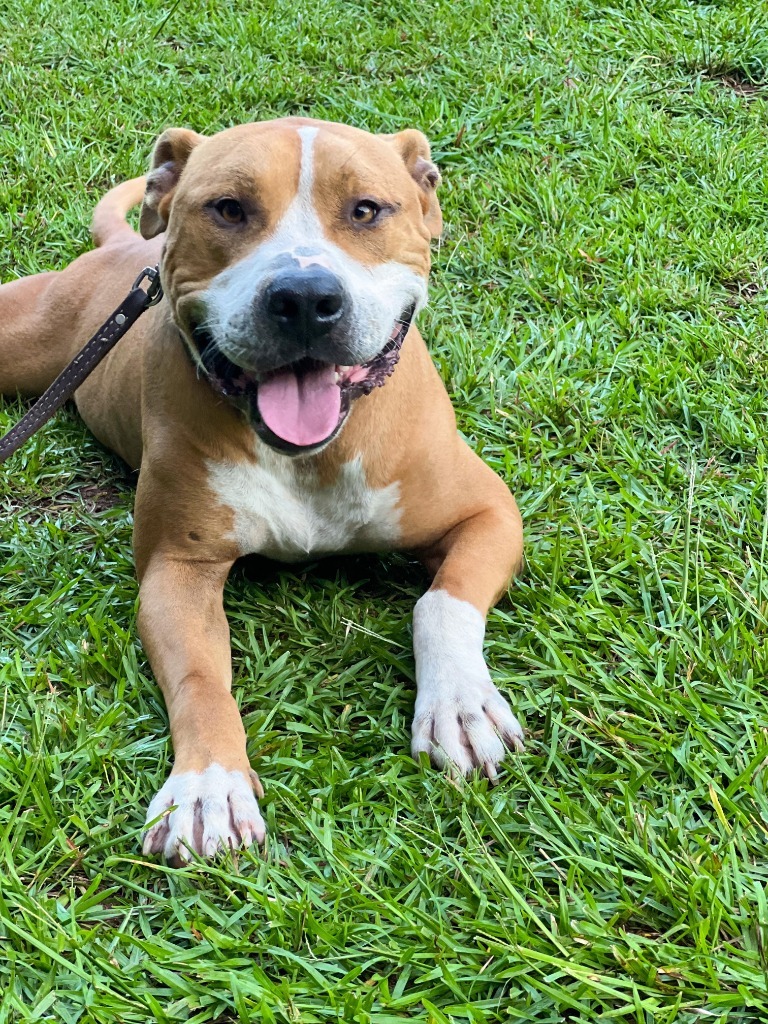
[0,266,162,464]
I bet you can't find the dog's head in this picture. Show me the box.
[140,118,441,455]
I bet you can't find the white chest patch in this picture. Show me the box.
[206,445,402,561]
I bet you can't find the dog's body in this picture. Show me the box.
[1,118,524,862]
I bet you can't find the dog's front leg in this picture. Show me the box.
[411,499,525,781]
[137,554,265,863]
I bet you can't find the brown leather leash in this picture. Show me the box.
[0,266,162,464]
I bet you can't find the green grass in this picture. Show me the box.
[2,0,768,1020]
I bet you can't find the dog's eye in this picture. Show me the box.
[212,198,245,225]
[351,200,381,225]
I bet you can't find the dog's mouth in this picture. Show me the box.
[190,308,414,455]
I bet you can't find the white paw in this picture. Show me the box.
[412,589,524,779]
[411,676,524,778]
[142,764,266,863]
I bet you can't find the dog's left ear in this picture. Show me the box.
[140,128,205,239]
[384,129,442,238]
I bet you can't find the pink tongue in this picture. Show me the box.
[256,364,341,446]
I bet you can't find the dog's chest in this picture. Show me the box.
[205,449,402,561]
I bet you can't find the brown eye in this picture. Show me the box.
[213,198,245,225]
[351,200,381,225]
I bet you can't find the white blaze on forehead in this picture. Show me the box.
[276,125,324,253]
[295,125,318,217]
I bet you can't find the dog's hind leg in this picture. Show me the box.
[0,271,75,396]
[0,177,148,397]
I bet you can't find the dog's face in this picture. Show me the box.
[140,118,441,455]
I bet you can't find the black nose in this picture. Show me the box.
[263,267,345,342]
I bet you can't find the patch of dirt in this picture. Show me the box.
[75,482,126,513]
[1,479,128,524]
[722,278,761,306]
[706,70,766,98]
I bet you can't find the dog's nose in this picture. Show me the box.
[263,268,345,341]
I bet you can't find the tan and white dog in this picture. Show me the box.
[0,118,524,863]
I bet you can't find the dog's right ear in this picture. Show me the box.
[140,128,205,239]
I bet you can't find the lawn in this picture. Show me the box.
[2,0,768,1020]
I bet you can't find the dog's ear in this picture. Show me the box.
[384,129,442,238]
[140,128,205,239]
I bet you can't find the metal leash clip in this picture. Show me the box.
[133,265,164,306]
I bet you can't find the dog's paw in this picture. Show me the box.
[411,678,524,780]
[142,763,266,864]
[411,589,524,780]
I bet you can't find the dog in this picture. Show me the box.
[0,117,524,862]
